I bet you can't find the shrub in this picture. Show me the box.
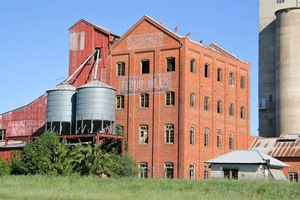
[110,153,138,178]
[0,157,11,175]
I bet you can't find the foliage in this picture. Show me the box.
[20,131,60,174]
[110,153,138,178]
[0,157,11,175]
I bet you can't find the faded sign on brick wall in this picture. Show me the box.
[119,74,171,95]
[127,32,163,50]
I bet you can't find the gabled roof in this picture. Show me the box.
[205,150,290,168]
[69,19,119,37]
[250,135,300,158]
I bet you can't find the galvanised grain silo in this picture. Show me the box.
[76,80,116,134]
[46,81,77,134]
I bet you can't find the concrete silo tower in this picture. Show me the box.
[259,0,300,137]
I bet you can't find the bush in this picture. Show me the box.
[110,153,138,178]
[0,157,11,175]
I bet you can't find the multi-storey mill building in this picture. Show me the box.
[259,0,300,137]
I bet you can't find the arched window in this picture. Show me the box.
[190,59,196,73]
[217,100,222,114]
[190,126,195,145]
[241,106,245,119]
[139,162,148,178]
[217,130,222,148]
[204,127,209,147]
[190,93,195,107]
[240,76,245,89]
[229,72,234,86]
[217,68,222,82]
[229,132,234,150]
[190,164,195,179]
[204,96,209,111]
[229,103,234,116]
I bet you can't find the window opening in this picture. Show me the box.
[241,106,245,119]
[164,162,174,179]
[0,129,6,141]
[190,59,195,73]
[204,128,209,147]
[190,126,195,145]
[288,172,298,182]
[190,93,195,107]
[229,103,234,116]
[116,95,124,109]
[117,62,125,76]
[204,165,209,179]
[217,100,222,114]
[190,164,195,179]
[204,96,209,111]
[165,124,174,144]
[229,133,234,150]
[217,130,222,148]
[140,93,149,108]
[229,72,234,86]
[139,163,148,178]
[205,63,209,78]
[140,125,148,144]
[167,57,175,72]
[217,68,222,82]
[240,76,245,89]
[141,60,150,74]
[166,91,175,106]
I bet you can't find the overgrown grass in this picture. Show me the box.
[0,175,299,200]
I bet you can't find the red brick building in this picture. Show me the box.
[108,15,251,179]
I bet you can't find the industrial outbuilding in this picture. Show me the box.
[0,16,251,179]
[205,150,290,181]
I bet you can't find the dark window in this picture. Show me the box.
[167,57,175,72]
[116,95,124,109]
[205,63,209,78]
[217,68,222,82]
[140,93,149,108]
[240,76,245,89]
[165,124,174,144]
[117,62,125,76]
[190,59,196,73]
[241,106,245,119]
[229,133,234,150]
[166,91,175,106]
[140,125,148,144]
[204,96,209,111]
[217,130,222,148]
[165,162,174,179]
[277,0,284,4]
[269,94,272,102]
[204,165,209,179]
[0,129,6,141]
[217,100,222,114]
[141,60,150,74]
[229,72,234,86]
[224,169,238,179]
[229,103,234,116]
[190,126,195,145]
[288,172,298,182]
[190,93,195,107]
[190,164,195,179]
[204,128,209,147]
[139,163,148,178]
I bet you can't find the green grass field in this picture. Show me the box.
[0,175,299,200]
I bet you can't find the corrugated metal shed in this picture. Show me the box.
[205,150,290,168]
[250,135,300,158]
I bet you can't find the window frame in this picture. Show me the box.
[240,76,245,89]
[288,172,298,182]
[139,162,148,178]
[165,91,175,106]
[166,57,175,72]
[141,59,150,74]
[140,93,149,108]
[190,126,195,145]
[165,124,174,144]
[117,62,125,76]
[164,162,174,179]
[241,106,245,119]
[139,125,148,144]
[204,165,209,179]
[229,102,234,116]
[229,132,234,150]
[229,72,234,86]
[217,100,222,114]
[205,63,209,78]
[116,95,124,109]
[0,129,6,141]
[190,59,196,73]
[217,130,222,148]
[204,127,209,147]
[204,96,209,111]
[190,93,195,107]
[190,164,195,180]
[217,68,222,82]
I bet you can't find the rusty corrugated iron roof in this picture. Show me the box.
[249,135,300,158]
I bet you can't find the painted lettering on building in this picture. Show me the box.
[127,32,163,50]
[119,74,171,95]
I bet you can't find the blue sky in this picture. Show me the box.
[0,0,259,135]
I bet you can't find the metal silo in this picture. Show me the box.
[46,81,76,135]
[76,80,116,134]
[275,8,300,135]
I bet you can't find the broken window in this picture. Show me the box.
[166,91,175,106]
[141,60,150,74]
[217,130,222,148]
[217,100,222,114]
[140,93,149,108]
[117,62,125,76]
[288,172,298,182]
[139,162,148,178]
[229,103,234,116]
[204,165,209,179]
[140,125,148,144]
[204,96,209,111]
[190,164,195,179]
[240,76,245,89]
[217,68,222,82]
[190,93,195,107]
[205,63,209,78]
[204,127,209,147]
[164,162,174,179]
[0,129,6,141]
[166,57,175,72]
[190,126,195,145]
[229,72,234,86]
[229,132,234,150]
[190,59,196,73]
[241,106,245,119]
[165,124,174,144]
[116,95,124,109]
